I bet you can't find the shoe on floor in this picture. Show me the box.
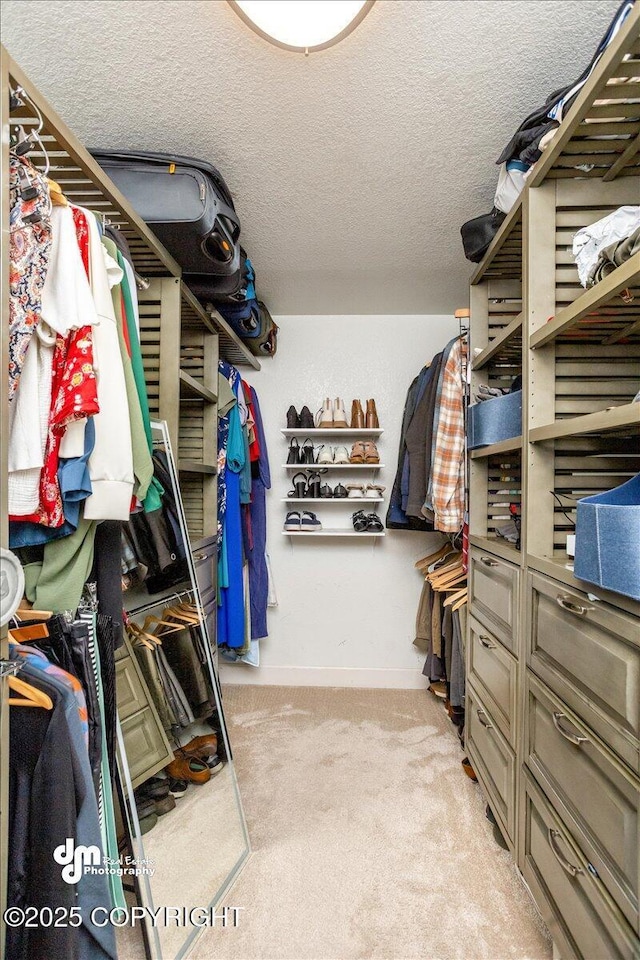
[315,398,334,429]
[135,776,171,801]
[333,397,348,428]
[284,511,302,531]
[286,405,300,428]
[301,511,322,531]
[461,757,477,782]
[165,753,212,784]
[183,734,218,757]
[428,681,447,699]
[168,778,189,798]
[334,445,350,464]
[154,793,177,816]
[139,812,158,835]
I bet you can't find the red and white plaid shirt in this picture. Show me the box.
[431,338,467,533]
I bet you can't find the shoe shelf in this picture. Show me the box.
[282,529,385,538]
[282,463,385,470]
[529,403,640,442]
[281,497,383,504]
[469,436,523,459]
[281,428,384,437]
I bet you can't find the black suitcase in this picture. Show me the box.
[90,150,241,276]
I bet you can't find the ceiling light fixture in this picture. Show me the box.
[228,0,375,54]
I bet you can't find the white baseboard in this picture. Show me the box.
[218,664,427,690]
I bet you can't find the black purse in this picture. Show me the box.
[460,207,506,263]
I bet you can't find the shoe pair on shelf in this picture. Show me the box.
[286,405,314,429]
[350,440,379,464]
[289,472,348,498]
[352,511,384,533]
[284,511,322,532]
[315,397,348,428]
[287,438,316,464]
[350,399,379,429]
[346,484,385,499]
[317,444,350,465]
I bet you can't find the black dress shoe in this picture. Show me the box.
[286,405,300,428]
[299,405,314,429]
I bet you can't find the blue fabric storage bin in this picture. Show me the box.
[574,472,640,601]
[468,391,522,450]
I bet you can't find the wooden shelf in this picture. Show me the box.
[282,529,385,538]
[180,283,260,370]
[469,436,522,459]
[469,535,521,564]
[282,463,385,470]
[282,428,384,437]
[178,460,217,475]
[281,498,383,504]
[529,404,640,442]
[472,314,523,370]
[179,369,217,404]
[530,253,640,348]
[470,202,523,285]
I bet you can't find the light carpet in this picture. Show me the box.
[193,685,552,960]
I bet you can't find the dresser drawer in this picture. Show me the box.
[192,534,217,600]
[468,616,517,746]
[527,571,640,774]
[525,674,640,933]
[520,774,638,960]
[470,548,519,653]
[466,684,515,844]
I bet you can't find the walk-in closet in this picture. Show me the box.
[0,2,639,959]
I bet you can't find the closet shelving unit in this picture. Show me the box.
[282,426,386,537]
[0,45,259,936]
[466,11,640,960]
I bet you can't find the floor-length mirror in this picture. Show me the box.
[114,420,249,959]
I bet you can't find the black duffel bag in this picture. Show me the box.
[90,150,241,276]
[460,207,506,263]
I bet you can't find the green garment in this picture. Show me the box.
[102,237,153,504]
[22,518,98,613]
[117,249,164,514]
[217,373,236,417]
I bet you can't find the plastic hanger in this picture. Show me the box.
[8,675,53,709]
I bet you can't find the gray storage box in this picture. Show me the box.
[468,391,522,450]
[574,472,640,601]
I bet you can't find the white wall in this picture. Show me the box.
[219,314,459,689]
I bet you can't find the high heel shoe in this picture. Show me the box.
[301,438,316,465]
[299,405,314,429]
[366,399,379,429]
[287,438,301,464]
[307,472,322,498]
[316,398,334,429]
[289,473,308,498]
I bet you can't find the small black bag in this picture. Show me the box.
[245,302,279,357]
[90,150,241,277]
[460,207,506,263]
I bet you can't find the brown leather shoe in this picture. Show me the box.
[350,400,365,428]
[182,734,218,756]
[165,753,212,784]
[366,399,379,429]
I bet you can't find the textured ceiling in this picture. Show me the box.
[0,0,622,315]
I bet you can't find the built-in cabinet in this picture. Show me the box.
[466,11,640,958]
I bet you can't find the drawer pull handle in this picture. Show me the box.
[480,556,499,567]
[476,708,493,730]
[555,594,594,617]
[193,553,209,562]
[478,635,496,649]
[552,711,589,746]
[547,828,582,878]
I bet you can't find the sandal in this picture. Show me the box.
[366,513,384,532]
[352,510,369,532]
[301,511,322,531]
[301,438,316,465]
[289,472,307,498]
[349,441,367,464]
[284,511,302,531]
[363,441,380,464]
[307,471,322,498]
[287,438,301,464]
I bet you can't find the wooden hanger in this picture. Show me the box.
[141,615,183,637]
[452,593,468,612]
[433,572,467,591]
[415,543,454,571]
[8,623,49,642]
[164,605,199,625]
[15,605,53,622]
[127,623,159,649]
[8,675,54,709]
[444,588,467,608]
